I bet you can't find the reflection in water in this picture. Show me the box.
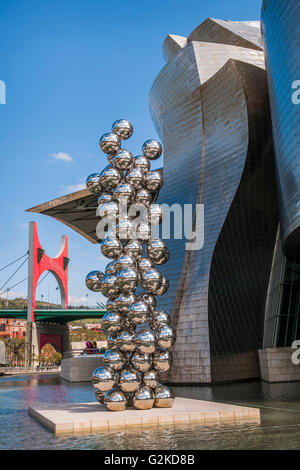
[1,374,300,449]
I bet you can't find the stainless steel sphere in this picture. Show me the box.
[142,139,162,160]
[154,384,174,408]
[135,188,152,207]
[156,324,176,349]
[98,192,113,205]
[130,351,151,373]
[145,170,163,192]
[143,369,159,390]
[153,275,169,296]
[137,257,154,272]
[119,367,141,393]
[92,366,117,392]
[99,132,121,155]
[149,310,171,330]
[101,311,123,335]
[132,386,154,410]
[140,268,163,293]
[137,293,157,311]
[128,301,151,325]
[153,348,173,373]
[114,217,136,241]
[100,237,123,259]
[100,165,122,191]
[106,298,117,312]
[136,328,156,354]
[100,274,119,299]
[85,270,104,292]
[103,349,125,372]
[134,155,150,173]
[112,119,133,140]
[111,149,133,171]
[135,222,151,241]
[86,173,102,194]
[105,260,117,275]
[116,267,139,292]
[147,239,169,264]
[115,254,136,271]
[97,200,119,219]
[149,204,163,225]
[116,329,136,352]
[113,182,135,205]
[114,292,136,315]
[104,388,127,411]
[107,335,118,349]
[123,239,143,258]
[95,390,105,404]
[125,167,145,191]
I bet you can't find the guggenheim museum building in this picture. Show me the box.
[29,0,300,384]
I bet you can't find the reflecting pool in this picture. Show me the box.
[1,373,300,449]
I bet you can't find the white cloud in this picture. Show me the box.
[49,152,73,162]
[60,180,86,195]
[0,290,26,300]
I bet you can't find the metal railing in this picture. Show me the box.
[63,348,105,359]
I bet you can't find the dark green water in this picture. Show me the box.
[1,373,300,450]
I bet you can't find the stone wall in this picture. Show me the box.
[259,347,300,383]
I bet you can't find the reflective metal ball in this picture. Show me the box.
[147,239,169,264]
[113,182,135,205]
[119,367,141,393]
[101,311,123,335]
[100,165,122,191]
[143,369,159,390]
[107,335,118,349]
[125,167,145,191]
[135,188,152,207]
[149,204,163,225]
[114,254,136,271]
[137,257,154,272]
[103,349,125,372]
[100,237,123,259]
[99,132,121,155]
[128,301,151,325]
[136,328,156,354]
[154,384,174,408]
[97,200,119,219]
[137,293,157,311]
[153,275,169,296]
[123,239,143,258]
[95,390,105,404]
[116,267,139,292]
[104,388,127,411]
[152,348,173,373]
[130,351,151,373]
[114,292,137,315]
[114,217,136,241]
[98,193,113,205]
[92,366,117,392]
[111,149,133,171]
[135,222,151,241]
[105,260,117,275]
[145,170,163,192]
[140,268,163,293]
[134,155,150,173]
[86,173,102,194]
[142,139,162,160]
[100,274,119,299]
[85,270,104,292]
[116,329,136,353]
[112,119,133,140]
[156,324,176,349]
[132,386,154,410]
[149,310,171,330]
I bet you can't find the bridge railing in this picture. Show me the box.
[63,348,105,359]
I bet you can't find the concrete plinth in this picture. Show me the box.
[259,347,300,383]
[28,397,260,434]
[60,356,103,382]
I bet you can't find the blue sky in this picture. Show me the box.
[0,0,262,307]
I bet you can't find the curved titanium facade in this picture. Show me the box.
[262,0,300,259]
[149,19,278,383]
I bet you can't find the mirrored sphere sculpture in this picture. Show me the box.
[112,119,133,140]
[90,120,175,411]
[133,386,155,410]
[86,173,102,194]
[104,388,127,411]
[85,270,104,292]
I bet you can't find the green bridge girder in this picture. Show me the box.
[0,309,106,324]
